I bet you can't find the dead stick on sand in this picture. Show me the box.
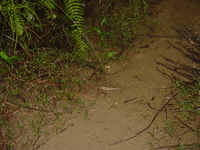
[109,92,178,146]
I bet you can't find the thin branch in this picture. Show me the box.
[109,92,179,146]
[151,143,200,149]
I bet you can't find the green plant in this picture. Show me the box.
[0,50,20,65]
[174,74,200,150]
[163,120,177,137]
[129,0,149,18]
[103,0,148,47]
[0,1,151,149]
[0,0,42,56]
[147,128,161,150]
[0,47,93,149]
[64,0,89,59]
[147,128,160,142]
[108,13,138,43]
[0,0,89,64]
[92,16,111,47]
[176,79,200,116]
[101,51,116,62]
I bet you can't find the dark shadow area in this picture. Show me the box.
[156,26,200,84]
[171,26,200,63]
[156,56,199,83]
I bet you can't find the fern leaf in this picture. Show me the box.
[63,0,88,58]
[9,13,24,36]
[37,0,57,19]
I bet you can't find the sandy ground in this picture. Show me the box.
[37,0,200,149]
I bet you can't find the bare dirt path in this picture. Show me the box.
[37,0,200,149]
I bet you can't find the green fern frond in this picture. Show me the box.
[40,0,56,10]
[0,0,43,57]
[63,0,88,58]
[0,0,25,36]
[37,0,57,19]
[10,13,24,36]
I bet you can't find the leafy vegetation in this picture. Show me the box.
[0,48,91,149]
[176,78,200,116]
[0,0,88,64]
[0,0,149,149]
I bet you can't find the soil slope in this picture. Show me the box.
[37,0,200,149]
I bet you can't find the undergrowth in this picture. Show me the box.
[0,49,93,150]
[0,0,149,149]
[85,0,148,62]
